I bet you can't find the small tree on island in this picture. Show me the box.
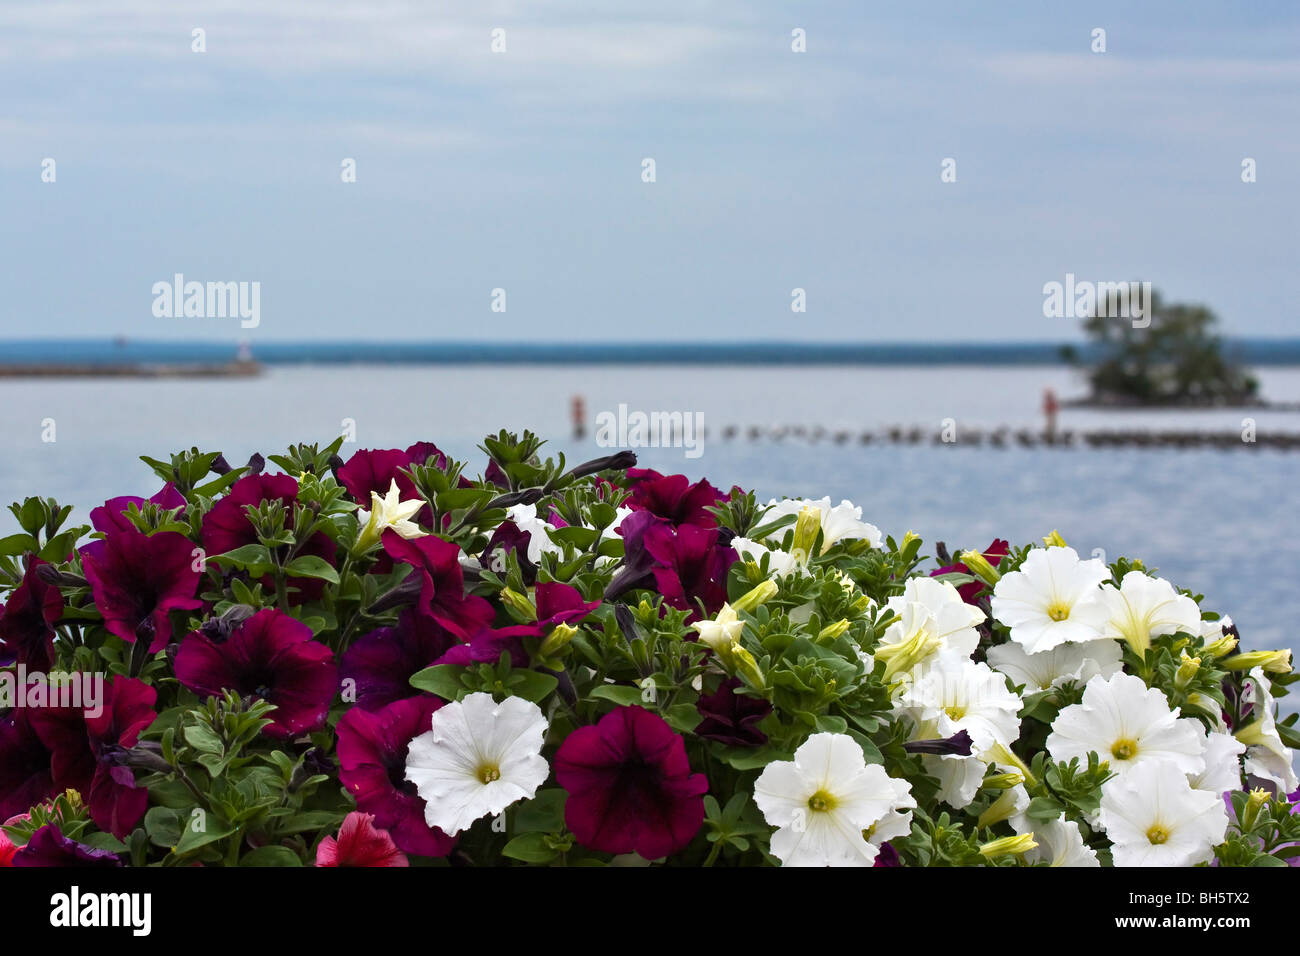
[1071,290,1259,406]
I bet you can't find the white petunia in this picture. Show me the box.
[865,773,918,848]
[1011,813,1099,867]
[731,536,804,578]
[759,496,883,552]
[1095,571,1202,655]
[1046,673,1205,778]
[690,603,744,654]
[986,639,1124,694]
[505,504,561,563]
[1237,668,1299,793]
[1189,731,1246,795]
[990,547,1111,654]
[897,659,1022,754]
[1099,760,1228,866]
[923,752,987,810]
[405,692,550,836]
[354,478,427,551]
[754,733,912,867]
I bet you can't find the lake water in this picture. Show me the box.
[2,363,1297,656]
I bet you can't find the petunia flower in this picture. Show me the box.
[355,479,428,554]
[28,676,157,839]
[336,695,456,857]
[340,610,457,711]
[625,470,726,528]
[758,496,882,552]
[555,705,708,859]
[877,577,986,684]
[382,531,494,640]
[1189,731,1246,796]
[0,558,64,670]
[1046,672,1205,779]
[175,609,338,739]
[990,546,1111,654]
[753,732,912,866]
[896,658,1022,754]
[1236,668,1298,793]
[405,693,550,836]
[315,812,408,867]
[694,678,772,747]
[642,522,736,620]
[81,526,203,652]
[1100,760,1228,866]
[1094,571,1202,656]
[0,706,59,820]
[11,824,123,867]
[434,580,599,669]
[986,638,1124,694]
[89,483,186,535]
[201,472,338,603]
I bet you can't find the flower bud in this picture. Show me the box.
[876,631,942,683]
[817,618,851,644]
[1041,530,1067,548]
[538,622,579,659]
[1220,649,1291,674]
[499,587,538,622]
[978,833,1037,860]
[977,787,1025,829]
[959,549,1001,586]
[1240,787,1272,831]
[1174,654,1201,690]
[986,742,1038,788]
[731,579,778,614]
[731,645,765,688]
[983,772,1025,791]
[790,506,822,564]
[1202,634,1239,659]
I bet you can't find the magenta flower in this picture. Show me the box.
[435,580,600,668]
[626,469,726,528]
[340,610,457,711]
[175,609,338,738]
[81,526,202,652]
[89,483,186,535]
[338,443,449,505]
[336,696,456,857]
[382,531,494,640]
[315,812,409,867]
[11,824,122,867]
[0,706,59,821]
[0,558,64,669]
[931,538,1010,604]
[643,522,736,620]
[201,473,338,603]
[28,676,157,839]
[555,705,708,859]
[695,678,772,747]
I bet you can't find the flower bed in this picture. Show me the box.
[0,431,1296,867]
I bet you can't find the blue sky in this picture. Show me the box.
[1,0,1298,344]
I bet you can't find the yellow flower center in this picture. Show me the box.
[807,790,836,813]
[945,705,966,721]
[1046,601,1071,622]
[1146,824,1169,845]
[1111,738,1138,761]
[477,764,501,784]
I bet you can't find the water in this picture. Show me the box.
[1,363,1297,655]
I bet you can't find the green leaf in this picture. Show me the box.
[509,670,558,703]
[183,723,225,754]
[284,555,340,584]
[0,533,33,557]
[209,544,273,571]
[514,789,567,833]
[144,807,185,848]
[409,664,466,700]
[501,832,560,864]
[240,845,304,867]
[589,684,646,707]
[173,817,236,855]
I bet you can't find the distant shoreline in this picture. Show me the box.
[3,337,1300,367]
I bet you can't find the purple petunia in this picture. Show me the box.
[174,609,338,738]
[0,558,64,670]
[81,527,203,652]
[340,610,457,711]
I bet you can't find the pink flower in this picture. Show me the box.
[315,812,408,867]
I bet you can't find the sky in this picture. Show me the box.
[1,0,1298,344]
